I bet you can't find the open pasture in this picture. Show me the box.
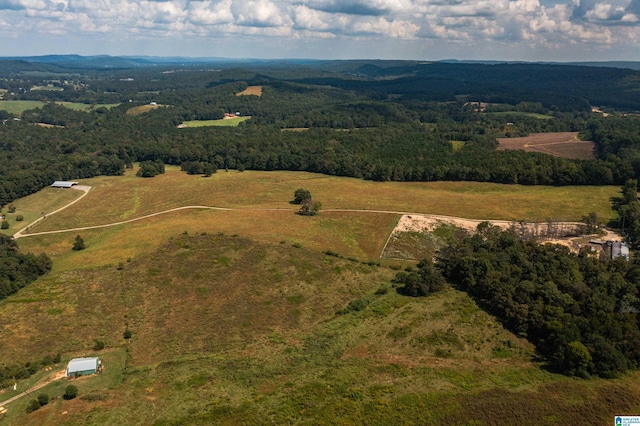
[178,116,251,127]
[0,100,119,115]
[497,132,596,159]
[236,85,263,96]
[26,167,618,233]
[125,103,162,116]
[13,167,618,271]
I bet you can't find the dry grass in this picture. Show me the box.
[178,116,251,127]
[28,167,618,233]
[125,104,162,116]
[497,132,596,159]
[236,85,263,97]
[13,167,618,271]
[4,233,640,425]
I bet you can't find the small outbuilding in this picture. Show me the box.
[51,181,79,188]
[611,241,630,261]
[66,357,100,377]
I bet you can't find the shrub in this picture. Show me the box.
[1,221,8,230]
[72,235,85,251]
[37,393,49,406]
[123,329,132,340]
[26,399,41,413]
[93,339,105,351]
[63,385,78,400]
[15,215,23,221]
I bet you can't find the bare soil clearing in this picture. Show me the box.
[497,132,596,159]
[384,213,589,258]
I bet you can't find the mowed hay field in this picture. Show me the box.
[178,116,252,127]
[15,166,619,271]
[497,132,596,159]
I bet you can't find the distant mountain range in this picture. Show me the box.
[0,55,638,71]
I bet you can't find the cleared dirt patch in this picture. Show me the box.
[497,132,595,159]
[236,86,263,97]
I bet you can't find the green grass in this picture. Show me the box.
[0,101,45,114]
[3,235,639,425]
[486,111,554,119]
[179,116,252,127]
[12,167,618,271]
[0,168,634,425]
[0,100,119,115]
[0,187,83,237]
[450,140,466,152]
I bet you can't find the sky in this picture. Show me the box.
[1,0,639,62]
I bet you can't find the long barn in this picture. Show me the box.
[66,357,100,377]
[51,181,79,188]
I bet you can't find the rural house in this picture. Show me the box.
[66,357,100,377]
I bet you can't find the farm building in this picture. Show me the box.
[66,357,100,377]
[611,241,630,261]
[51,181,79,188]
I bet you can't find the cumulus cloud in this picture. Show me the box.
[300,0,409,16]
[0,0,636,60]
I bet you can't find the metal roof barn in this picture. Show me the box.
[51,181,79,188]
[66,357,99,377]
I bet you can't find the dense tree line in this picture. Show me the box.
[613,180,640,249]
[0,234,51,300]
[0,61,639,210]
[438,224,640,378]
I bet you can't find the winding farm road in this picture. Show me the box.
[13,186,604,257]
[12,185,92,239]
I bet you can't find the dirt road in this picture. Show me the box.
[0,369,66,408]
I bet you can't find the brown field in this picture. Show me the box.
[236,86,263,97]
[497,132,596,159]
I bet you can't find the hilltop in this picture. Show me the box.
[4,233,640,425]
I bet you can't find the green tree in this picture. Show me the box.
[293,188,312,204]
[297,198,321,216]
[26,399,41,413]
[63,385,78,400]
[1,221,8,230]
[394,258,447,297]
[72,235,85,251]
[37,393,49,406]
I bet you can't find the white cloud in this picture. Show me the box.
[0,0,636,60]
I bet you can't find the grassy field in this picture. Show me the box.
[178,116,252,127]
[0,101,119,115]
[0,168,632,425]
[0,101,45,114]
[2,235,639,425]
[125,104,162,116]
[11,167,618,271]
[486,111,555,119]
[0,187,83,237]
